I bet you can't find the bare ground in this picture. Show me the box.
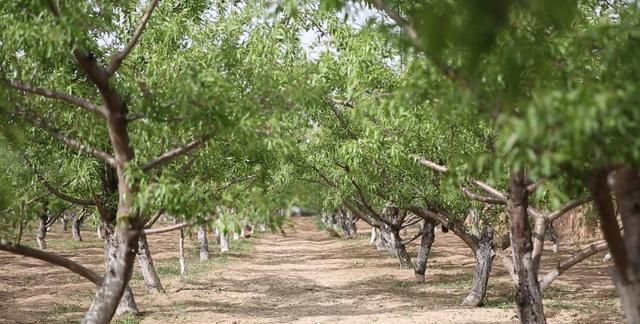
[0,217,622,324]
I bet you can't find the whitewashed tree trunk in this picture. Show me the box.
[197,224,209,261]
[233,232,240,240]
[220,232,230,253]
[36,216,47,250]
[370,227,377,245]
[178,227,186,275]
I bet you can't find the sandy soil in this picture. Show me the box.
[0,217,622,324]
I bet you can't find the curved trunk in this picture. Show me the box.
[72,217,83,242]
[137,232,163,293]
[36,216,48,250]
[414,219,436,282]
[462,230,494,307]
[507,171,546,324]
[197,224,209,261]
[83,227,139,323]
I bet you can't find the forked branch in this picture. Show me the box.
[107,0,160,75]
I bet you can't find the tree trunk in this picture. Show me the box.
[462,229,494,307]
[379,223,412,268]
[62,217,69,232]
[370,227,377,245]
[608,168,640,323]
[197,224,209,261]
[220,232,230,253]
[136,232,163,293]
[72,216,83,242]
[84,227,139,323]
[338,209,358,239]
[414,219,436,282]
[178,227,186,275]
[507,170,546,324]
[233,232,240,240]
[36,216,48,250]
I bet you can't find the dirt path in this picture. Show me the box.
[0,217,622,323]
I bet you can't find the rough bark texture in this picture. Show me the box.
[610,168,640,323]
[137,232,163,293]
[414,219,436,282]
[84,226,139,323]
[462,229,494,307]
[337,209,358,239]
[507,170,546,324]
[379,223,412,268]
[197,224,210,261]
[36,216,48,250]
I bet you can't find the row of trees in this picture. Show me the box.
[1,0,639,323]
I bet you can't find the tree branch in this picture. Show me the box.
[461,186,507,205]
[144,208,166,229]
[18,111,117,167]
[547,196,593,222]
[2,79,106,117]
[144,222,187,235]
[142,136,210,172]
[0,239,101,285]
[107,0,160,75]
[539,241,608,291]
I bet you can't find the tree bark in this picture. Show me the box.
[84,226,139,323]
[220,232,230,253]
[36,215,48,250]
[379,223,412,268]
[178,227,186,275]
[370,227,378,245]
[72,215,83,242]
[197,224,209,261]
[507,170,546,324]
[462,229,494,307]
[337,209,358,239]
[136,232,163,293]
[414,219,436,282]
[609,168,640,323]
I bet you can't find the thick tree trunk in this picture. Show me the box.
[220,232,230,253]
[608,168,640,323]
[72,216,83,242]
[370,227,378,245]
[462,230,494,307]
[379,223,412,268]
[136,232,163,293]
[84,227,139,323]
[414,219,436,282]
[197,224,209,261]
[178,227,186,275]
[36,216,48,250]
[337,209,358,239]
[507,170,546,324]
